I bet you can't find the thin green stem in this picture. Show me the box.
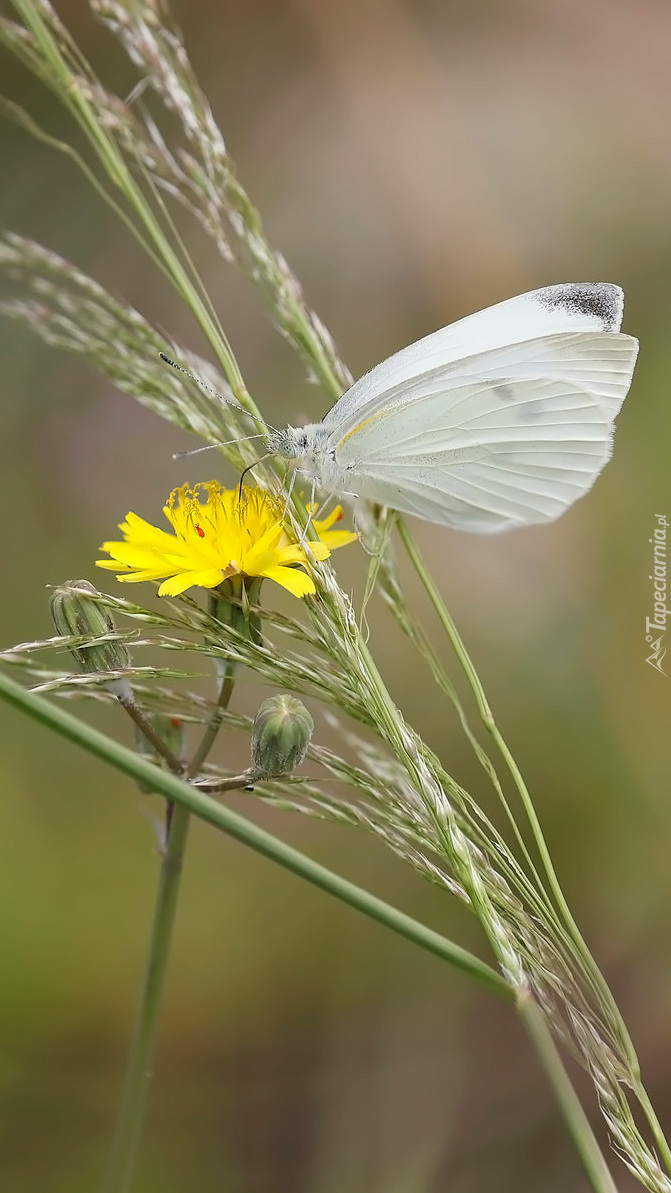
[101,654,237,1190]
[396,519,556,895]
[0,669,508,997]
[115,691,184,774]
[100,802,191,1193]
[188,663,236,777]
[377,558,571,939]
[518,992,620,1193]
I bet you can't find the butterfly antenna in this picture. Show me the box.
[237,453,273,502]
[172,435,265,461]
[159,352,278,434]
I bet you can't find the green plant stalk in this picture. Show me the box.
[100,800,190,1193]
[375,555,574,942]
[102,657,238,1193]
[115,691,184,774]
[188,663,236,777]
[399,519,671,1179]
[0,668,507,997]
[302,624,629,1193]
[0,671,628,1193]
[396,521,643,1060]
[633,1087,671,1186]
[518,992,619,1193]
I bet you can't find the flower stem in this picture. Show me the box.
[114,691,184,774]
[100,801,191,1193]
[188,663,236,777]
[100,659,237,1192]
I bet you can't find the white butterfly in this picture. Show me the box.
[267,283,638,533]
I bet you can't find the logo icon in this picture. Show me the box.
[645,631,667,676]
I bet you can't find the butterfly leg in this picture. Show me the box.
[281,469,297,520]
[299,477,318,545]
[284,468,318,542]
[281,468,319,545]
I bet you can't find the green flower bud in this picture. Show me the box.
[49,580,130,678]
[250,694,313,778]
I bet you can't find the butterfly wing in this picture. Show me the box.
[321,282,631,437]
[328,336,638,531]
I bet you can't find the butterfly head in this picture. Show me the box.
[265,426,313,460]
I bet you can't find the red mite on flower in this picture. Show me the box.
[96,482,356,599]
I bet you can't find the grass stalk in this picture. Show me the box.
[518,993,620,1193]
[10,0,256,413]
[396,518,642,1068]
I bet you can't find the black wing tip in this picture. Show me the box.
[535,282,624,332]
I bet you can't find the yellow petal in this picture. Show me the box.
[261,565,316,597]
[318,529,358,549]
[158,568,226,596]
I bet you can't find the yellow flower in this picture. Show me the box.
[96,482,356,599]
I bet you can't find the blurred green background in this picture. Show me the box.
[1,1,670,1190]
